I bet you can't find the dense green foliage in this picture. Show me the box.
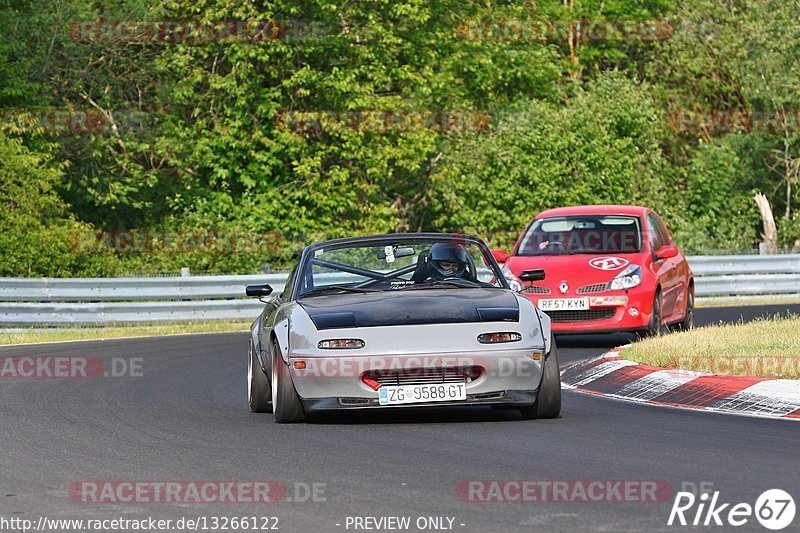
[1,0,799,276]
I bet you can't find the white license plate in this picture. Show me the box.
[538,298,589,311]
[378,382,467,406]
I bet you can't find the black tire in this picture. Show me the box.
[248,341,272,413]
[520,342,561,420]
[643,290,663,338]
[674,285,695,332]
[271,340,305,423]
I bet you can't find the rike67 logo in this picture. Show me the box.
[669,489,795,530]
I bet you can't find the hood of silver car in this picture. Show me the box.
[298,288,519,330]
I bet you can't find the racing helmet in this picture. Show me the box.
[428,242,469,278]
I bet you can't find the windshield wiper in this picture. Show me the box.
[298,286,381,298]
[399,279,479,290]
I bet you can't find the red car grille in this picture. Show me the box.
[522,285,551,294]
[364,367,479,387]
[577,283,608,294]
[545,309,616,322]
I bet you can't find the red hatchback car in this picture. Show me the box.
[494,205,694,335]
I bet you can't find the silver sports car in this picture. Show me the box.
[246,233,560,423]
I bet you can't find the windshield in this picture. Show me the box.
[295,237,506,297]
[517,215,642,256]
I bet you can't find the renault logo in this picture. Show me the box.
[559,281,569,294]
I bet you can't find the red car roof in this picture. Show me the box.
[535,205,649,218]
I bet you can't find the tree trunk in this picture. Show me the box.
[754,193,777,254]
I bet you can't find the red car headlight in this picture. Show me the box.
[607,265,642,290]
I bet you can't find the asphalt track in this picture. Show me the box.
[1,305,799,533]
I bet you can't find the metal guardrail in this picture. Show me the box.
[0,274,282,302]
[688,255,800,276]
[694,274,800,297]
[0,273,287,326]
[0,299,266,326]
[689,255,800,298]
[1,254,798,325]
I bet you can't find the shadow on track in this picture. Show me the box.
[554,333,632,349]
[300,405,535,425]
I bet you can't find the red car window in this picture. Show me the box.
[646,213,669,250]
[518,215,642,255]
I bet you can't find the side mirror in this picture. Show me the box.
[654,244,679,260]
[519,269,546,282]
[491,249,508,264]
[245,284,274,297]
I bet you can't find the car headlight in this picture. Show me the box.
[478,332,522,344]
[318,339,365,349]
[607,265,642,291]
[501,267,523,292]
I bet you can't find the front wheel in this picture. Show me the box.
[520,342,561,420]
[674,286,695,331]
[271,340,305,423]
[248,341,271,413]
[643,290,663,338]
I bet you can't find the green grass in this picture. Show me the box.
[622,315,800,379]
[0,321,250,346]
[697,296,800,308]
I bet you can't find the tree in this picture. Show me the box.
[427,73,673,250]
[0,132,100,276]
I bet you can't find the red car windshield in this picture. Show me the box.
[517,215,642,255]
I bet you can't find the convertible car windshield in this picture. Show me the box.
[295,237,506,297]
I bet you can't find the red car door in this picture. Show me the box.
[655,213,690,321]
[646,212,681,320]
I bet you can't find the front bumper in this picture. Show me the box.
[521,287,656,334]
[287,349,544,405]
[301,389,538,412]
